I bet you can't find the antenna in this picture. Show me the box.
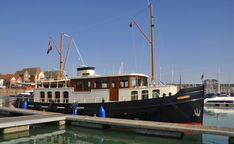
[118,62,124,74]
[171,64,174,84]
[218,66,221,93]
[159,66,162,82]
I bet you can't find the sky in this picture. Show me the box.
[0,0,234,84]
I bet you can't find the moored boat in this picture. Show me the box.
[24,66,204,124]
[14,1,204,124]
[204,93,234,107]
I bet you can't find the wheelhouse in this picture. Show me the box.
[70,73,148,102]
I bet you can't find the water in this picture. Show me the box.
[202,106,234,144]
[0,106,233,144]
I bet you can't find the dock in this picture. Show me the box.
[67,115,234,137]
[1,107,234,139]
[0,107,66,134]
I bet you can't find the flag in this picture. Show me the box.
[201,73,204,80]
[129,22,133,28]
[47,41,52,54]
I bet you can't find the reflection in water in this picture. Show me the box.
[204,106,234,116]
[0,125,202,144]
[203,106,234,144]
[204,106,234,128]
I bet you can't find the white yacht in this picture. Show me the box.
[204,93,234,107]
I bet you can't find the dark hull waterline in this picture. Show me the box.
[16,86,204,124]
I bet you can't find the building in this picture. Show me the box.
[203,79,218,94]
[0,74,22,88]
[44,71,60,81]
[16,67,45,83]
[0,75,5,88]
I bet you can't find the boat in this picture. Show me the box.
[14,1,204,124]
[204,106,234,115]
[204,93,234,107]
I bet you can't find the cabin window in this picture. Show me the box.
[152,90,160,98]
[55,91,60,103]
[94,79,101,89]
[40,92,45,102]
[63,91,69,103]
[131,91,138,100]
[138,78,143,86]
[120,77,128,88]
[47,91,52,102]
[84,80,91,91]
[112,79,116,88]
[138,78,147,86]
[130,77,137,87]
[142,90,148,99]
[102,79,109,89]
[77,81,82,91]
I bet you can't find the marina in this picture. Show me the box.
[0,107,234,141]
[0,0,234,144]
[9,0,205,125]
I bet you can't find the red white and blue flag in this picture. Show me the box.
[47,41,53,54]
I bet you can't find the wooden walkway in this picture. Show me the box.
[1,107,234,137]
[67,115,234,137]
[0,107,66,133]
[0,114,65,129]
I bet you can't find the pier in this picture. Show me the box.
[67,115,234,137]
[0,107,66,134]
[0,107,234,139]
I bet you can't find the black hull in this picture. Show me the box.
[18,86,204,124]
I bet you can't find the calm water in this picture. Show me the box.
[0,106,233,144]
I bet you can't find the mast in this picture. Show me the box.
[149,0,155,82]
[131,1,155,82]
[59,32,63,80]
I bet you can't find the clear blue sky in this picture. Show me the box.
[0,0,234,84]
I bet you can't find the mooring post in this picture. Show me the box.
[58,120,66,126]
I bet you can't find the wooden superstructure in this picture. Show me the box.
[70,73,148,102]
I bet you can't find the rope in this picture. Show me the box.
[131,24,138,73]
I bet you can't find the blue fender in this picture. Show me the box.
[99,105,106,118]
[72,102,78,115]
[22,101,28,109]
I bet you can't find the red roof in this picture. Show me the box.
[0,74,20,80]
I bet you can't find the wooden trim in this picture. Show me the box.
[81,80,84,91]
[128,76,130,88]
[90,79,94,89]
[109,77,112,89]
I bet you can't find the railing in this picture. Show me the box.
[38,98,69,103]
[21,97,34,102]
